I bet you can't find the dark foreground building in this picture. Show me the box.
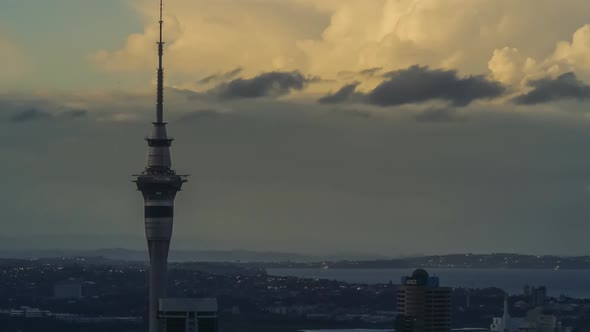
[396,269,451,332]
[159,298,218,332]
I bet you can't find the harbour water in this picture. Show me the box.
[268,268,590,298]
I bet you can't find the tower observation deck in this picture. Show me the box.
[133,1,187,331]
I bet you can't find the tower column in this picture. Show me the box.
[148,239,170,332]
[133,1,187,331]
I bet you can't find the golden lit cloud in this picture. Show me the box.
[91,0,590,94]
[488,24,590,90]
[91,0,323,78]
[552,25,590,75]
[488,47,538,87]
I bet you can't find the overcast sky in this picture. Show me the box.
[3,0,590,256]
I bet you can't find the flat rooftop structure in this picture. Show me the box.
[158,298,218,332]
[159,298,218,313]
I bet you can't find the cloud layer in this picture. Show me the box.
[81,0,590,108]
[9,108,88,123]
[91,0,590,80]
[6,1,590,255]
[212,71,308,99]
[4,91,590,255]
[320,66,504,106]
[514,72,590,105]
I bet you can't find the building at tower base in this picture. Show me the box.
[159,298,218,332]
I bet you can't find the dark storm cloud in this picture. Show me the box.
[514,72,590,105]
[319,82,363,104]
[307,75,333,83]
[321,66,505,107]
[198,67,243,85]
[176,71,323,101]
[370,66,505,106]
[212,71,308,99]
[9,108,88,123]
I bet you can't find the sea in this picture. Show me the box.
[267,268,590,298]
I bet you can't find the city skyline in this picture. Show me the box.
[4,0,590,255]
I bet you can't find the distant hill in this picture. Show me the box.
[0,246,393,262]
[0,248,385,263]
[263,253,590,269]
[2,250,590,269]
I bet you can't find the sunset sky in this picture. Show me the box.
[4,0,590,255]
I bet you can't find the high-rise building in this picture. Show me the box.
[524,284,531,297]
[395,269,451,332]
[530,286,547,308]
[159,298,218,332]
[134,1,187,332]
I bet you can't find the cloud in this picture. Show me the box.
[359,67,383,76]
[92,0,590,88]
[175,109,220,122]
[488,25,590,88]
[297,0,590,77]
[337,68,384,80]
[552,25,590,75]
[319,66,505,106]
[488,47,538,86]
[319,82,363,104]
[6,91,590,255]
[10,109,52,123]
[514,72,590,105]
[91,0,323,76]
[414,108,462,123]
[211,71,308,99]
[9,108,88,123]
[370,66,505,106]
[198,67,243,85]
[62,109,89,118]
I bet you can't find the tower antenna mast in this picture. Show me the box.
[156,0,165,123]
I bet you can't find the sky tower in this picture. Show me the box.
[134,1,187,331]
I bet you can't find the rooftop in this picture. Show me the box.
[159,298,218,312]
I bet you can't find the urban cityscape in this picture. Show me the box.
[4,0,590,331]
[1,256,590,331]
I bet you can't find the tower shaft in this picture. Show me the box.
[148,240,170,332]
[137,179,183,332]
[133,1,187,332]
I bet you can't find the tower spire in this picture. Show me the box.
[156,0,165,123]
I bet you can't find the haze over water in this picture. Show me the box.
[268,268,590,298]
